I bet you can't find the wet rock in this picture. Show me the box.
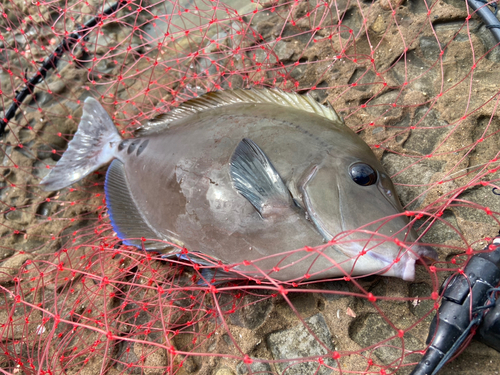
[348,68,377,91]
[267,313,336,375]
[236,358,272,375]
[470,115,500,167]
[254,48,277,65]
[364,90,404,118]
[452,184,500,242]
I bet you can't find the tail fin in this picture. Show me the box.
[40,97,122,191]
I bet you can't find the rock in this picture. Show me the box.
[408,282,434,321]
[115,340,140,374]
[0,252,32,280]
[4,209,31,225]
[267,313,336,375]
[420,36,442,61]
[133,343,168,375]
[0,248,14,262]
[318,281,350,301]
[349,313,422,368]
[236,358,272,375]
[48,80,66,95]
[181,355,199,373]
[371,14,388,34]
[382,153,444,209]
[220,290,273,330]
[380,0,405,11]
[402,108,449,156]
[215,368,235,375]
[274,40,295,61]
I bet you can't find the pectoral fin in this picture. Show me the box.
[230,138,292,218]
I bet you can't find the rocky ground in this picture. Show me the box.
[1,0,500,374]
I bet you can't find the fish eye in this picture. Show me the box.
[349,163,377,186]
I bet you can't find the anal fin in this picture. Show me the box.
[230,138,293,218]
[105,160,166,250]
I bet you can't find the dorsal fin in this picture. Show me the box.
[136,89,343,136]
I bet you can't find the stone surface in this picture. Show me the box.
[236,358,272,375]
[349,313,422,369]
[267,313,336,375]
[0,252,32,281]
[215,368,235,375]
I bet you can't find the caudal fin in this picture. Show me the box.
[40,97,122,191]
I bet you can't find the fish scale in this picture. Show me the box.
[41,89,438,282]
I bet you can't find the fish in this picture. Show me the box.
[40,89,437,282]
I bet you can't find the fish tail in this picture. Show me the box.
[40,97,122,191]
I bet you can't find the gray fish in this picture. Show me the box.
[41,89,437,281]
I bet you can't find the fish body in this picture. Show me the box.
[41,89,436,281]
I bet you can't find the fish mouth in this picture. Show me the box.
[395,243,438,281]
[410,243,439,264]
[364,242,438,281]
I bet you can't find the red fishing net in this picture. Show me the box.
[1,0,500,374]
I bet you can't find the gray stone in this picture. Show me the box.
[347,68,376,92]
[47,80,66,95]
[236,358,272,375]
[0,252,32,278]
[382,153,444,209]
[420,36,442,61]
[215,368,235,375]
[349,314,422,367]
[454,181,500,227]
[267,313,336,375]
[4,209,30,225]
[317,281,350,301]
[402,108,449,156]
[219,291,273,330]
[274,40,295,61]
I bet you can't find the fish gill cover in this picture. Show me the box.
[0,0,499,374]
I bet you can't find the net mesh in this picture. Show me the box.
[1,0,500,374]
